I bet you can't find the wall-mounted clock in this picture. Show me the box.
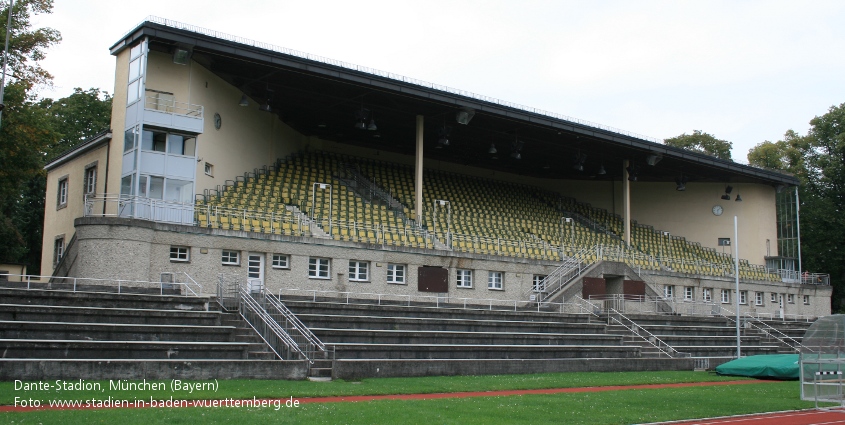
[712,205,723,216]
[213,113,222,130]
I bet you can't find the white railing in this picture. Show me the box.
[534,246,595,301]
[607,308,690,358]
[742,313,813,353]
[144,95,203,117]
[85,194,195,226]
[589,294,720,317]
[0,273,203,297]
[278,288,592,315]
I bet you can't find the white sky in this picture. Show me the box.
[31,0,845,162]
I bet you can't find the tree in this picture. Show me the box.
[40,87,112,157]
[664,130,733,161]
[748,103,845,311]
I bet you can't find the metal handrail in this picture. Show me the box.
[262,292,327,360]
[144,95,203,117]
[535,246,595,301]
[278,288,591,315]
[607,307,689,358]
[237,284,299,360]
[741,312,814,353]
[0,273,202,297]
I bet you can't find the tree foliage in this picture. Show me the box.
[0,1,111,275]
[664,130,733,161]
[748,103,845,310]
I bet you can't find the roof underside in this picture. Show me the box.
[112,21,798,187]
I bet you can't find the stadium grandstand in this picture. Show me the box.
[0,17,831,380]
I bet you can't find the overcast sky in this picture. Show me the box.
[31,0,845,162]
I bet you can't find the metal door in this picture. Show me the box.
[247,252,264,293]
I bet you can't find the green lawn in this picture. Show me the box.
[0,371,744,404]
[0,380,817,425]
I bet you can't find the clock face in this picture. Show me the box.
[712,205,723,216]
[213,113,222,130]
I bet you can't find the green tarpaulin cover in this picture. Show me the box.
[715,354,799,379]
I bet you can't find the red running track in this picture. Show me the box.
[650,409,845,425]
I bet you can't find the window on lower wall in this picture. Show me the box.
[169,246,189,262]
[771,293,778,303]
[739,291,748,305]
[222,250,240,266]
[348,260,369,282]
[533,275,547,292]
[683,286,694,301]
[488,271,503,290]
[456,269,472,288]
[387,264,406,284]
[804,295,810,305]
[309,257,330,279]
[272,254,289,269]
[53,237,65,268]
[787,294,795,304]
[702,288,712,302]
[721,289,730,304]
[664,285,674,299]
[755,292,764,306]
[84,166,97,198]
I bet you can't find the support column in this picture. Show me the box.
[415,115,424,222]
[623,160,631,247]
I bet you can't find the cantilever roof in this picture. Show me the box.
[109,17,798,187]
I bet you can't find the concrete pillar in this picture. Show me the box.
[623,160,631,247]
[415,115,424,222]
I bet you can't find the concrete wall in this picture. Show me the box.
[71,217,829,318]
[41,144,110,276]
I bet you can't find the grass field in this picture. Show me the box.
[0,372,819,424]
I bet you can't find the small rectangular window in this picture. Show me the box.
[204,162,214,177]
[771,293,778,303]
[272,254,289,269]
[684,286,694,301]
[53,237,65,268]
[787,294,795,304]
[57,177,68,208]
[702,288,712,302]
[309,257,330,279]
[170,246,189,262]
[222,250,240,266]
[84,166,97,196]
[456,269,472,288]
[739,290,747,305]
[488,271,503,290]
[533,275,547,292]
[387,264,406,284]
[664,285,674,299]
[348,260,369,282]
[721,289,730,304]
[803,295,810,305]
[755,292,764,306]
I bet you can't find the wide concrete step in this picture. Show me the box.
[330,343,640,360]
[670,345,781,357]
[314,328,623,345]
[282,299,595,324]
[635,324,741,336]
[0,288,212,311]
[644,335,764,347]
[0,304,227,326]
[0,320,239,342]
[0,339,262,360]
[297,313,607,334]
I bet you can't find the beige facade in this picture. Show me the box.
[41,140,110,275]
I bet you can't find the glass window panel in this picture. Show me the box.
[138,175,147,197]
[123,128,135,152]
[127,80,140,105]
[165,179,193,203]
[183,136,196,156]
[167,134,184,155]
[130,43,142,59]
[120,175,134,196]
[148,176,164,199]
[128,57,141,81]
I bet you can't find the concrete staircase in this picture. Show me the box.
[0,288,306,380]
